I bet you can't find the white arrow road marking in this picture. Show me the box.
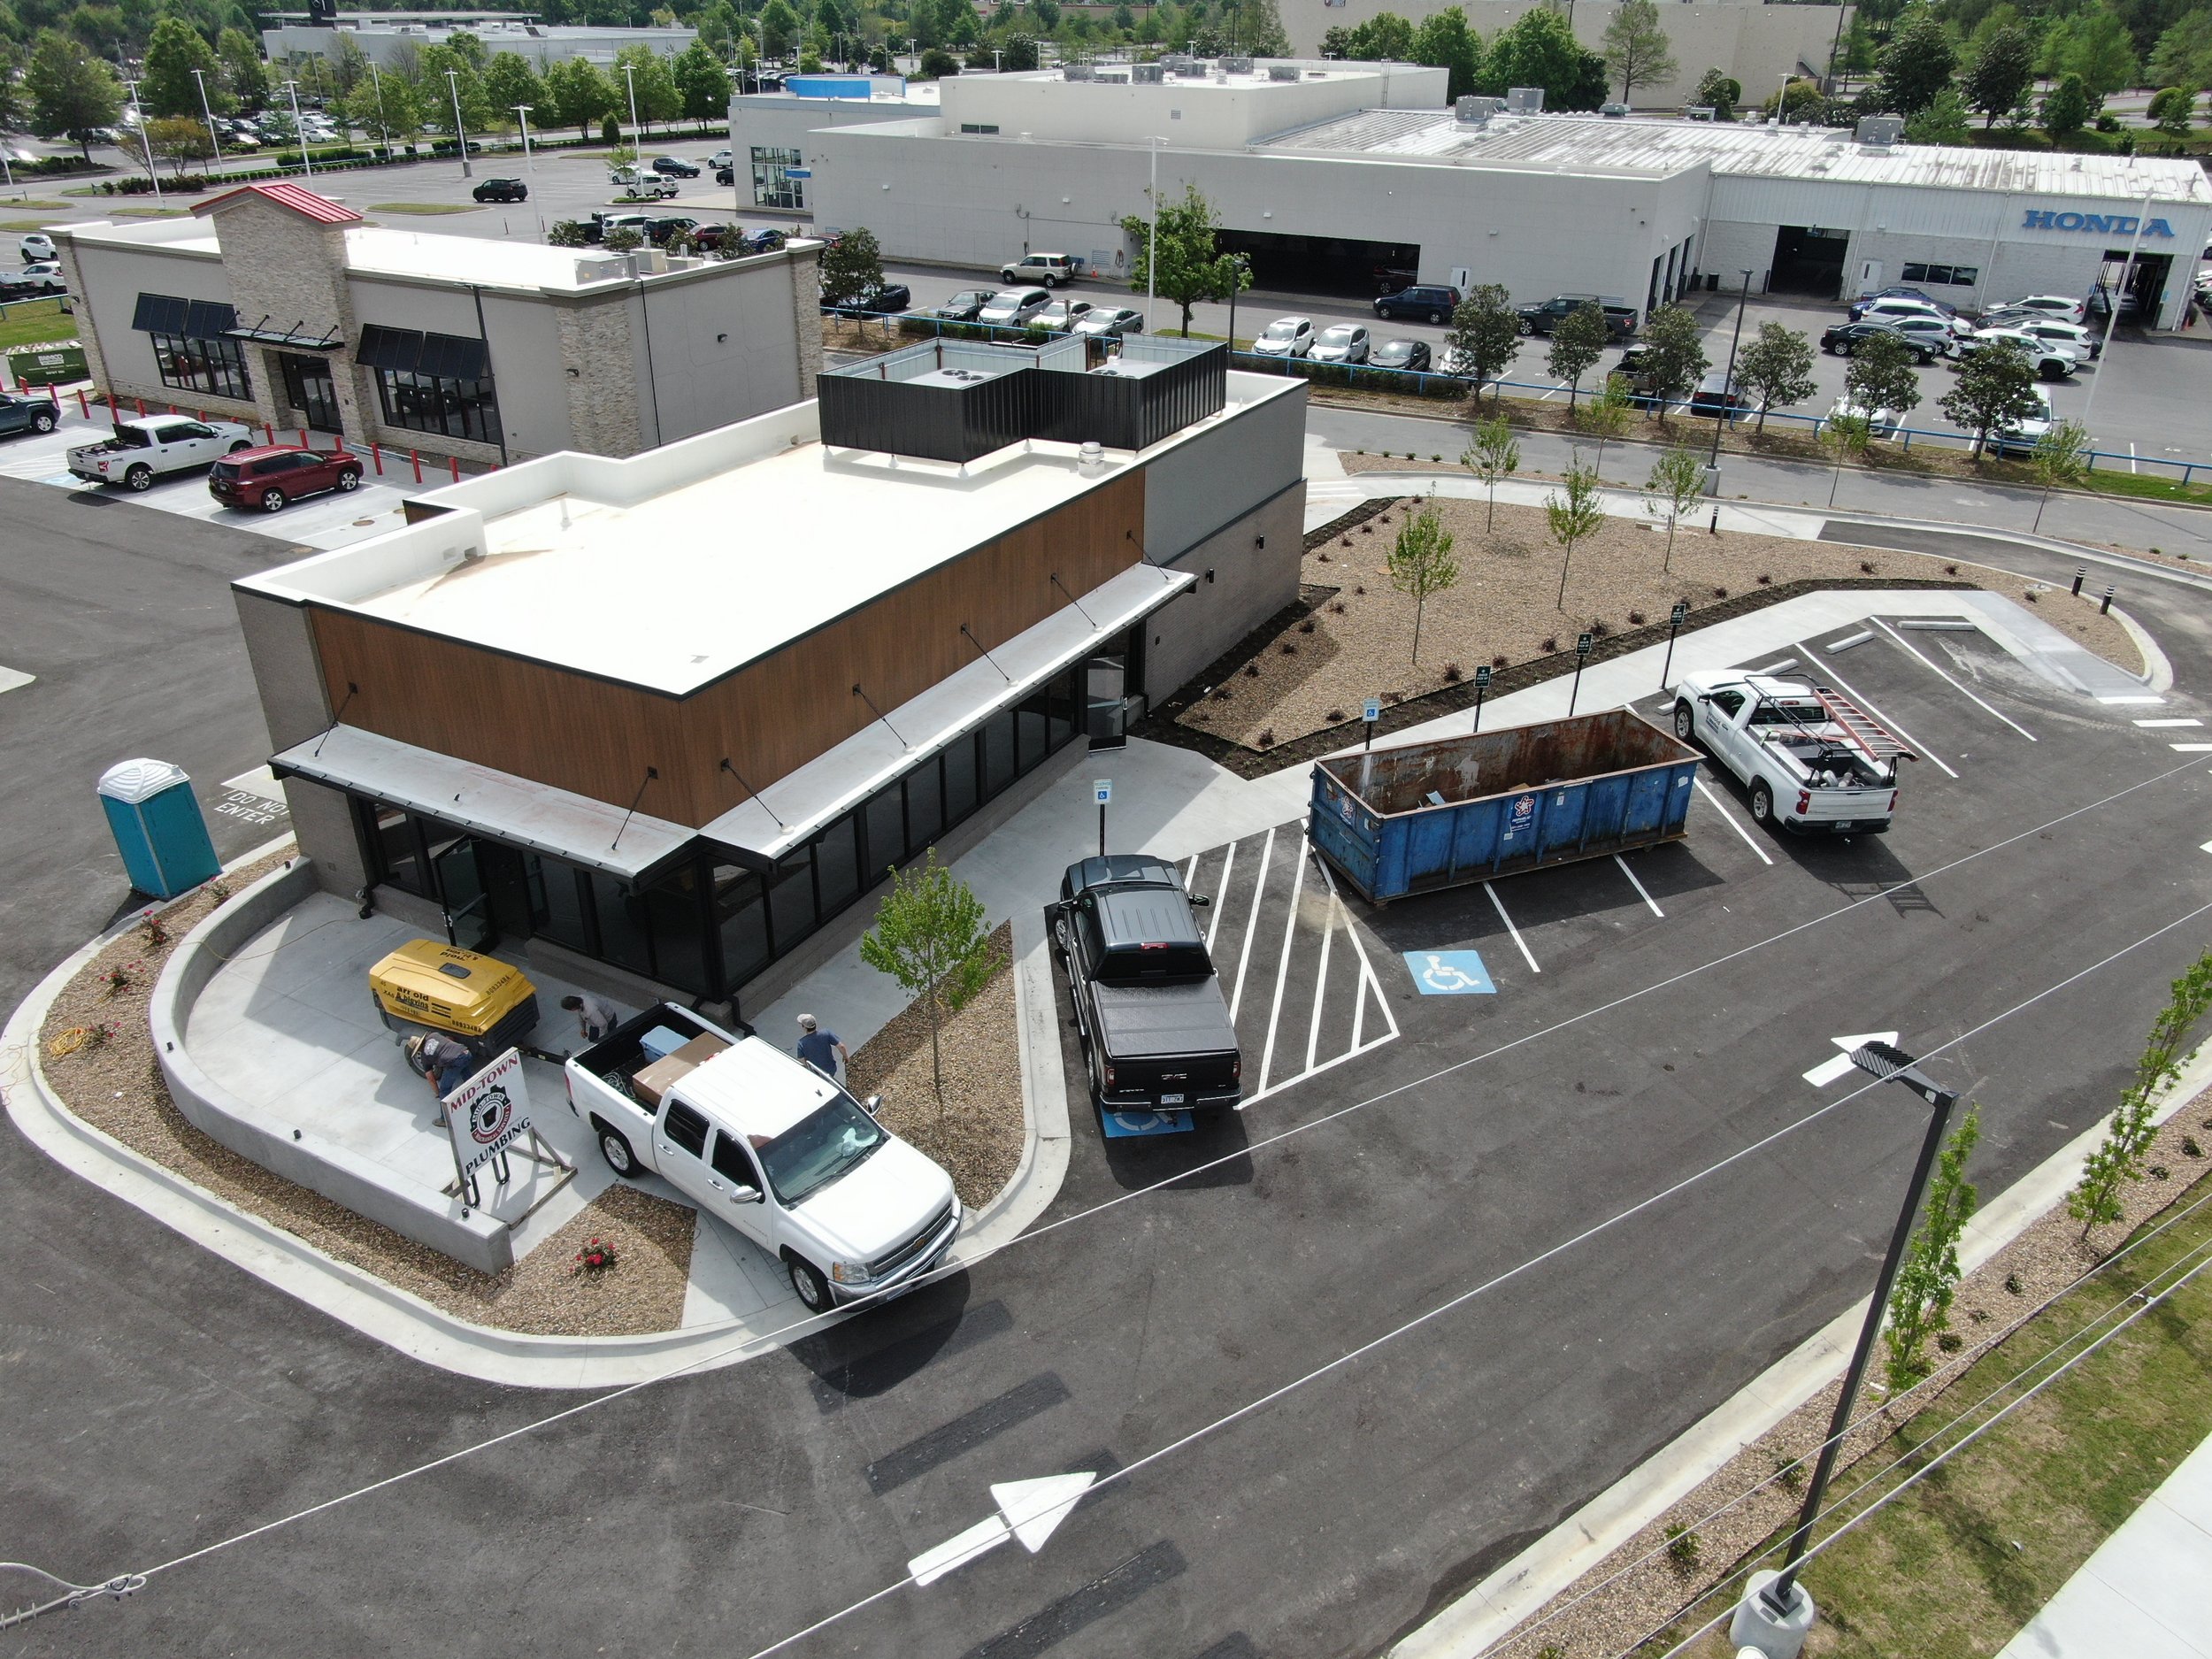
[906,1472,1097,1587]
[1803,1031,1900,1087]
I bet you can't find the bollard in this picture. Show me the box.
[48,382,60,408]
[265,422,274,445]
[370,442,382,475]
[2070,566,2084,597]
[2101,584,2114,615]
[76,388,89,418]
[449,454,460,481]
[135,397,146,417]
[410,449,422,483]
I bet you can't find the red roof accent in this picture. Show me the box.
[191,181,364,227]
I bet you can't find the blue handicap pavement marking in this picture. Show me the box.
[1099,1108,1196,1139]
[1403,949,1497,995]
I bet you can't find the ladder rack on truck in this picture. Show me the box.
[1810,686,1916,768]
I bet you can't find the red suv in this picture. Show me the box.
[210,445,362,513]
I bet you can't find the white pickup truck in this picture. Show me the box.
[68,413,252,490]
[1672,670,1909,834]
[564,1002,961,1314]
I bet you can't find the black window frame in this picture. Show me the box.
[661,1100,710,1158]
[374,365,500,445]
[749,145,806,210]
[148,331,251,401]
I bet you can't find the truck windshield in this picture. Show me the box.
[758,1093,886,1206]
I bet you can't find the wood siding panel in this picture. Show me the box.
[308,468,1145,830]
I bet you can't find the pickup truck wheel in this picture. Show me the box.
[787,1256,832,1312]
[1749,781,1775,824]
[597,1125,640,1177]
[124,464,153,491]
[228,440,251,453]
[1673,700,1696,741]
[31,411,55,434]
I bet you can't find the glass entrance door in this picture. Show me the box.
[278,353,342,437]
[431,834,496,952]
[1086,649,1127,751]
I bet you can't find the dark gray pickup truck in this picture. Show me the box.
[1055,855,1242,1117]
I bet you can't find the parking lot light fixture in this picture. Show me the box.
[121,81,163,204]
[2081,182,2153,432]
[1705,268,1753,492]
[190,68,222,173]
[446,69,472,179]
[368,60,393,161]
[282,79,312,178]
[624,63,641,148]
[513,105,544,235]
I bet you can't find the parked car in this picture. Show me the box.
[472,177,528,203]
[741,227,787,255]
[1990,383,2056,457]
[715,165,734,185]
[608,168,679,200]
[1856,296,1971,336]
[1071,304,1143,338]
[1250,315,1316,357]
[1368,337,1432,372]
[1034,297,1096,332]
[1374,283,1460,324]
[977,286,1052,327]
[1819,319,1940,364]
[650,155,701,177]
[998,251,1079,287]
[1847,286,1956,320]
[0,265,67,299]
[67,414,252,489]
[1975,314,2101,357]
[1673,671,1902,833]
[709,148,733,169]
[1309,323,1371,364]
[209,444,363,512]
[645,215,700,247]
[1825,392,1901,437]
[930,287,996,322]
[1879,315,1963,355]
[688,222,736,252]
[1985,293,2086,325]
[1954,328,2079,380]
[0,390,60,439]
[1517,294,1638,336]
[1688,370,1751,419]
[18,233,54,264]
[823,280,911,317]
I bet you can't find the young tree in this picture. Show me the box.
[2028,419,2092,530]
[1732,321,1816,434]
[859,850,992,1108]
[1478,7,1608,110]
[2070,949,2212,1240]
[1387,495,1458,663]
[1819,411,1871,507]
[1689,66,1739,119]
[145,114,213,177]
[614,42,681,128]
[1463,414,1520,532]
[1942,338,2043,461]
[1546,301,1609,411]
[142,17,223,119]
[346,69,421,150]
[1118,181,1247,337]
[1447,283,1521,405]
[673,40,731,122]
[2147,85,2197,136]
[482,51,546,126]
[1601,0,1677,106]
[1638,303,1708,426]
[219,27,268,112]
[2041,72,2091,138]
[1843,328,1923,427]
[420,44,495,136]
[1905,88,1972,144]
[917,46,962,78]
[1237,0,1292,57]
[1411,5,1483,101]
[544,56,614,139]
[1643,445,1703,572]
[1962,22,2034,127]
[1881,1106,1981,1394]
[1546,460,1604,611]
[819,223,886,307]
[1576,371,1633,473]
[1872,3,1955,116]
[24,32,123,160]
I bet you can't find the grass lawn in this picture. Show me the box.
[2075,467,2212,507]
[1678,1185,2212,1657]
[0,298,81,354]
[367,202,482,215]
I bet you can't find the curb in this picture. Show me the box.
[1392,1040,2212,1659]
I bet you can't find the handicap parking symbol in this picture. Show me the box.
[1100,1108,1195,1139]
[1403,949,1496,995]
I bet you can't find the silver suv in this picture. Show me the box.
[999,251,1078,287]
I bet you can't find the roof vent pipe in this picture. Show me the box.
[1078,441,1106,477]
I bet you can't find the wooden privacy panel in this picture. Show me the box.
[308,467,1145,827]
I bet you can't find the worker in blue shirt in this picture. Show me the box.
[795,1013,848,1081]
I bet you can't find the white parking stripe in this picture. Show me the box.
[1256,844,1310,1096]
[1205,841,1234,953]
[2097,694,2166,704]
[1485,882,1541,974]
[1228,826,1274,1024]
[2170,743,2212,753]
[1184,855,1199,889]
[1304,879,1337,1074]
[1797,644,1960,780]
[2134,718,2204,728]
[1694,778,1776,865]
[1614,854,1664,918]
[1870,618,2036,741]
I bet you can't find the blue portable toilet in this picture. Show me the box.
[97,758,221,900]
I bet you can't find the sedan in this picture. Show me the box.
[934,288,999,322]
[977,287,1052,327]
[715,166,734,186]
[1034,298,1097,333]
[1977,314,2101,357]
[1820,320,1940,364]
[650,155,702,178]
[0,390,60,439]
[823,281,911,317]
[1309,323,1371,364]
[1250,316,1315,357]
[1072,305,1144,338]
[472,177,528,203]
[1368,337,1432,372]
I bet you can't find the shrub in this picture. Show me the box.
[1859,560,1877,573]
[1663,1524,1701,1567]
[1355,585,1366,595]
[1211,687,1233,701]
[1432,453,1443,463]
[1773,1451,1804,1491]
[1492,653,1509,669]
[1329,602,1347,614]
[1326,708,1347,723]
[1442,663,1463,681]
[1243,663,1260,678]
[1340,535,1352,546]
[1945,563,1959,575]
[2024,590,2039,603]
[1362,523,1374,534]
[1540,635,1559,653]
[1590,618,1611,639]
[141,912,170,949]
[1317,551,1333,562]
[1629,610,1647,626]
[1280,641,1298,655]
[1756,572,1772,585]
[2151,1164,2171,1180]
[2005,1271,2025,1294]
[1712,586,1728,599]
[2184,1135,2203,1157]
[1256,727,1276,748]
[1298,618,1316,633]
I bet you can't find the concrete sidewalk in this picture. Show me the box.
[1995,1432,2212,1659]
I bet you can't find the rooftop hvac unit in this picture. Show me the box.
[573,255,628,282]
[1683,104,1716,121]
[1094,68,1128,82]
[1855,114,1904,146]
[1505,86,1544,114]
[1064,63,1094,81]
[1218,55,1253,74]
[1131,62,1164,83]
[629,250,668,277]
[1454,95,1501,124]
[1267,62,1301,81]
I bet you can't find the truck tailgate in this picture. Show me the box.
[1796,785,1894,824]
[1092,983,1235,1060]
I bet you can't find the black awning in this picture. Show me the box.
[356,325,490,380]
[132,293,237,340]
[355,322,422,371]
[226,324,343,350]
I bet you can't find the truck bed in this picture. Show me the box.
[572,1004,729,1106]
[1091,982,1239,1061]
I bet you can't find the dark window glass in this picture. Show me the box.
[864,783,906,879]
[713,865,770,987]
[279,353,342,434]
[766,850,817,955]
[905,755,944,850]
[661,1100,710,1158]
[1047,664,1079,749]
[528,855,591,951]
[981,707,1018,797]
[942,730,979,828]
[710,1130,760,1188]
[375,366,499,444]
[641,863,710,994]
[812,812,861,918]
[749,145,805,210]
[148,332,251,400]
[588,871,654,975]
[368,804,427,895]
[1015,683,1052,775]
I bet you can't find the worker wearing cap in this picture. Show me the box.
[403,1033,476,1109]
[561,991,621,1044]
[795,1014,848,1081]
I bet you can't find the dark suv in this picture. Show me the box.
[1374,284,1461,324]
[472,177,527,203]
[1517,294,1639,336]
[210,445,362,512]
[650,155,701,178]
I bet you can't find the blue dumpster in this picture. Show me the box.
[97,758,221,899]
[1308,710,1702,904]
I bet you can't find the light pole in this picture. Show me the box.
[1705,267,1753,495]
[283,78,312,176]
[513,104,544,235]
[1143,134,1165,333]
[368,59,392,160]
[123,80,162,204]
[623,62,641,148]
[1731,1040,1962,1659]
[2081,180,2154,432]
[190,66,223,175]
[1226,250,1248,350]
[446,68,472,177]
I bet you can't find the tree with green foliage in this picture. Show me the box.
[1479,7,1607,110]
[1546,301,1609,411]
[24,31,122,159]
[859,849,992,1109]
[1463,413,1519,533]
[1411,6,1482,101]
[819,223,886,307]
[1547,460,1605,611]
[1732,321,1816,434]
[1601,0,1677,107]
[1881,1106,1981,1394]
[2147,85,2197,135]
[1388,495,1457,663]
[1638,303,1708,426]
[2149,12,2212,94]
[349,69,423,151]
[1235,0,1290,56]
[67,7,127,58]
[1689,66,1739,119]
[1940,338,2042,461]
[145,113,212,177]
[1819,411,1872,508]
[1873,3,1955,116]
[1446,283,1521,405]
[142,16,223,119]
[2041,71,2091,137]
[1905,87,1972,144]
[1643,445,1703,572]
[2070,948,2212,1241]
[420,43,494,135]
[695,0,739,56]
[1576,372,1633,472]
[1844,328,1922,427]
[1118,181,1248,337]
[482,51,545,126]
[917,45,961,78]
[613,42,680,128]
[1334,12,1413,61]
[673,40,730,121]
[758,0,801,58]
[2049,4,2138,103]
[543,56,613,140]
[1765,74,1827,121]
[219,27,267,113]
[2030,419,2093,531]
[1962,21,2034,128]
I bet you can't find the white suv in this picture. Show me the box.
[1251,316,1316,357]
[1859,297,1971,337]
[1987,294,2087,325]
[999,251,1078,287]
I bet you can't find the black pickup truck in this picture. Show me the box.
[1055,856,1242,1117]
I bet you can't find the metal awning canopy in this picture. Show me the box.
[225,315,344,351]
[703,560,1195,865]
[272,726,695,884]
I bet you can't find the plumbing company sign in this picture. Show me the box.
[2021,208,2175,237]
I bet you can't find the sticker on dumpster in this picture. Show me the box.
[1504,793,1537,839]
[1100,1108,1194,1138]
[1404,950,1495,995]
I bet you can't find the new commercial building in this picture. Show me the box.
[50,183,823,468]
[734,63,2212,327]
[262,10,696,70]
[234,340,1306,1011]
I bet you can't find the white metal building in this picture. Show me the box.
[263,12,697,70]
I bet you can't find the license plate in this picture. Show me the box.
[1159,1093,1185,1106]
[1833,821,1855,831]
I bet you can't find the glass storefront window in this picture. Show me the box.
[1047,664,1079,749]
[149,332,251,401]
[812,814,861,918]
[641,864,710,994]
[375,367,499,444]
[529,854,592,951]
[365,803,427,895]
[588,871,655,975]
[715,864,770,986]
[864,783,906,882]
[981,708,1018,798]
[942,730,979,829]
[750,145,806,210]
[767,851,817,956]
[905,755,944,851]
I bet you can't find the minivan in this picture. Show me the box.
[1374,284,1461,324]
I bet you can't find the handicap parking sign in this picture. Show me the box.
[1403,949,1496,995]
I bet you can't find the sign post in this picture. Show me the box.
[1567,632,1594,717]
[1362,695,1381,750]
[1660,599,1689,691]
[1471,664,1491,735]
[1093,778,1111,856]
[442,1048,539,1209]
